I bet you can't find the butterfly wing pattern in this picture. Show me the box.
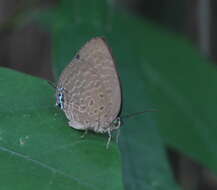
[56,37,121,133]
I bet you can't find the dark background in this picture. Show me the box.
[0,0,216,189]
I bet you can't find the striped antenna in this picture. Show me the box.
[47,80,56,89]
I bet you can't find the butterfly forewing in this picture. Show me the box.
[56,37,121,133]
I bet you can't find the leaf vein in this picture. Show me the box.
[0,146,97,190]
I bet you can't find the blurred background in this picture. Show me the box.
[0,0,217,189]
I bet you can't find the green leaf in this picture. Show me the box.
[50,0,180,190]
[49,0,217,188]
[0,68,123,190]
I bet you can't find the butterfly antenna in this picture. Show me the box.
[47,80,57,89]
[121,109,158,119]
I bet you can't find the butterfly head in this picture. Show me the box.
[56,87,65,109]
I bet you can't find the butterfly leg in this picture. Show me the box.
[106,129,112,149]
[116,128,120,144]
[81,129,88,138]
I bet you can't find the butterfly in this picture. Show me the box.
[55,37,121,148]
[49,37,156,148]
